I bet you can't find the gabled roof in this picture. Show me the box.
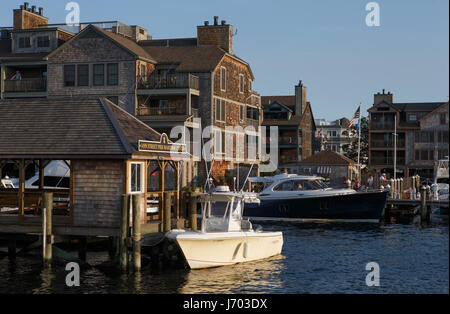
[263,101,293,112]
[139,45,225,72]
[368,100,446,113]
[261,96,295,111]
[299,150,355,166]
[419,101,449,121]
[46,25,156,63]
[0,97,178,159]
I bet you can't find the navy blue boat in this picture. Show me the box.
[244,174,387,221]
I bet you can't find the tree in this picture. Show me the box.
[343,116,369,166]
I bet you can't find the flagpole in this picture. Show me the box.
[394,114,397,181]
[357,103,362,181]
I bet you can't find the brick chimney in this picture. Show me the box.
[197,16,233,54]
[13,2,48,30]
[294,80,307,116]
[374,89,394,105]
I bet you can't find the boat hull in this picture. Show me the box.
[244,191,388,220]
[166,231,283,269]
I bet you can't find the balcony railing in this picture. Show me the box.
[279,137,298,145]
[245,118,259,128]
[4,78,47,93]
[138,105,192,116]
[138,73,199,90]
[370,123,395,130]
[371,140,405,148]
[371,157,406,166]
[280,155,299,163]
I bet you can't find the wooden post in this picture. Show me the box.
[18,159,25,217]
[119,194,129,271]
[158,160,166,223]
[420,186,427,221]
[0,65,5,100]
[175,162,180,219]
[42,192,53,267]
[132,194,143,271]
[389,179,394,199]
[189,194,197,231]
[163,191,172,232]
[69,160,74,225]
[8,236,16,261]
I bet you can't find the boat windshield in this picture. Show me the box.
[274,179,329,191]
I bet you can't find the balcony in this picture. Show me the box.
[245,118,260,129]
[371,157,406,166]
[4,78,47,93]
[279,136,298,145]
[138,73,199,91]
[371,140,405,148]
[138,105,198,117]
[370,123,395,130]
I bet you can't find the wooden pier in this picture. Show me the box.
[0,97,192,270]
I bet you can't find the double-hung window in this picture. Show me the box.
[129,162,144,193]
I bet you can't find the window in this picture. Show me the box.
[215,98,226,122]
[140,64,146,77]
[214,129,225,155]
[93,64,105,86]
[239,105,245,122]
[415,131,434,143]
[408,114,417,121]
[159,100,169,110]
[107,96,119,105]
[18,36,31,48]
[107,63,119,86]
[274,181,294,191]
[129,162,144,193]
[37,36,50,48]
[220,67,226,91]
[248,79,252,91]
[440,113,446,125]
[239,74,244,93]
[77,64,89,86]
[64,65,76,87]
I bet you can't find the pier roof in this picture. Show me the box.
[299,150,355,166]
[0,97,184,160]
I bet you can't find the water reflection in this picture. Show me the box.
[178,255,285,294]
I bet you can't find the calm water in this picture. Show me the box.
[0,220,448,294]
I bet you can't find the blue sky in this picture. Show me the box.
[1,0,448,120]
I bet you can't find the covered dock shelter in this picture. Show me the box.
[0,97,189,237]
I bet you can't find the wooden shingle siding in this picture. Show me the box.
[73,160,123,228]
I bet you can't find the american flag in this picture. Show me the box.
[349,106,361,128]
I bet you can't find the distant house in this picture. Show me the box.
[315,117,356,154]
[261,80,316,170]
[286,150,358,187]
[367,89,448,178]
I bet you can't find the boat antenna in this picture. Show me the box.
[240,161,255,193]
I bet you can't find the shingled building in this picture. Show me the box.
[1,4,262,187]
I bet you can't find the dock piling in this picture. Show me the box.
[420,186,428,222]
[119,194,129,271]
[132,194,143,271]
[163,192,172,232]
[188,194,197,231]
[42,192,53,267]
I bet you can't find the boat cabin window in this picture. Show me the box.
[274,179,328,191]
[273,181,294,191]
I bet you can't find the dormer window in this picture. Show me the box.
[408,113,417,121]
[37,36,50,48]
[18,36,31,48]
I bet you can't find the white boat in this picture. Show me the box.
[432,157,449,201]
[166,186,283,269]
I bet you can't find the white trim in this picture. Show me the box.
[128,161,145,194]
[220,66,227,92]
[214,95,258,109]
[239,74,244,94]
